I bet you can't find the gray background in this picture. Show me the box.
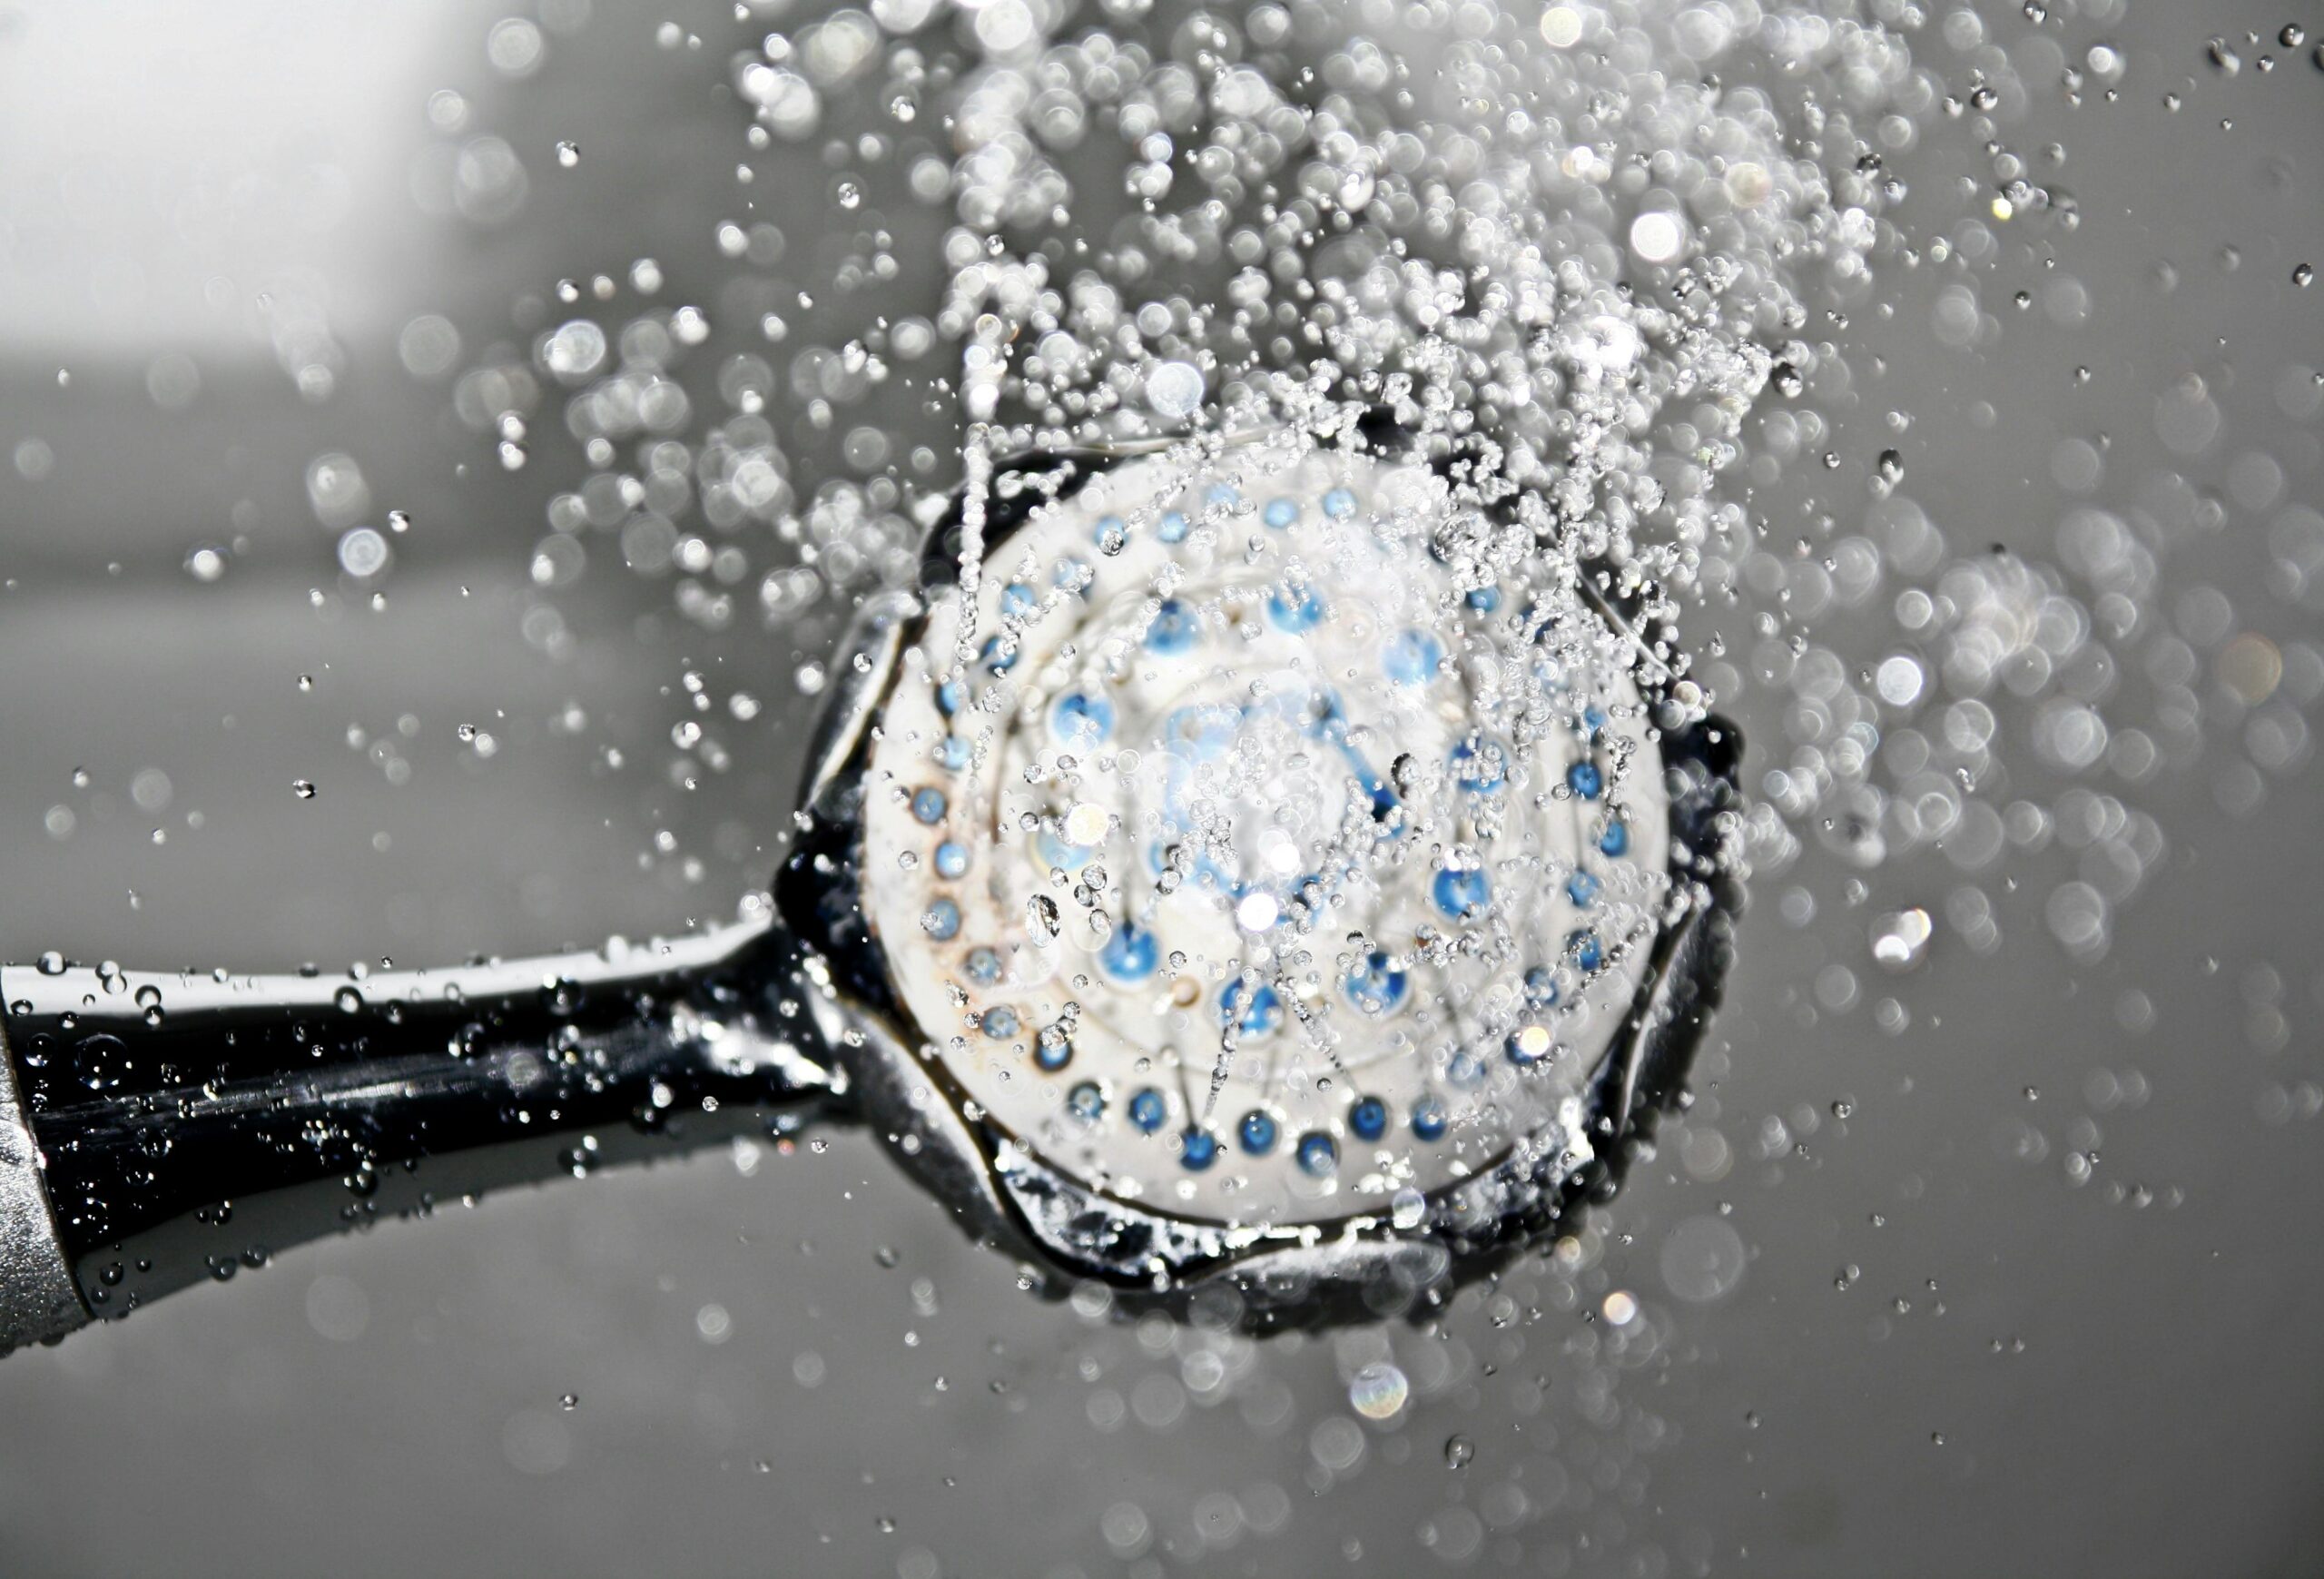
[0,2,2317,1574]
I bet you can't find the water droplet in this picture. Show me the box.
[1348,1361,1409,1421]
[1871,909,1934,971]
[337,527,390,578]
[1144,361,1204,419]
[1390,1188,1426,1229]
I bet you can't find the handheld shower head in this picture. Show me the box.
[0,410,1738,1347]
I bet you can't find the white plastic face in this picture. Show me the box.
[859,432,1671,1229]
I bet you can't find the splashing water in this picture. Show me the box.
[423,0,2269,1564]
[457,0,2200,1290]
[494,0,1958,909]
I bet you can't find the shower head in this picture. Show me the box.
[777,415,1740,1317]
[0,411,1738,1347]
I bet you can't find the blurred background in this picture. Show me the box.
[0,1,2319,1574]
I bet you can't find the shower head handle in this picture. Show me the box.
[0,923,839,1349]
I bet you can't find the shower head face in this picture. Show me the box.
[790,424,1733,1300]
